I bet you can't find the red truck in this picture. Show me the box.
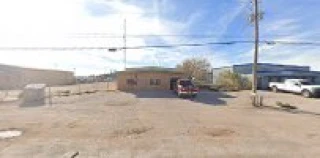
[174,79,199,98]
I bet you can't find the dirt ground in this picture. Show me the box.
[0,89,320,157]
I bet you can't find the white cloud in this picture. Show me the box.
[0,0,178,75]
[278,50,320,71]
[210,2,247,37]
[264,19,299,33]
[0,0,252,75]
[239,17,320,71]
[145,2,247,69]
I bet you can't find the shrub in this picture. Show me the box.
[193,80,212,90]
[216,70,252,91]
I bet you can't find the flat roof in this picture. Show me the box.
[0,63,73,73]
[118,66,184,73]
[234,63,310,68]
[213,63,310,69]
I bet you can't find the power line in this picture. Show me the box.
[0,42,235,51]
[0,40,319,51]
[265,41,320,45]
[3,32,320,40]
[72,33,249,38]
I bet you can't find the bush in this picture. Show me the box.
[193,80,213,90]
[216,70,252,91]
[240,76,252,90]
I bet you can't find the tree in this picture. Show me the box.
[176,57,211,81]
[216,70,252,91]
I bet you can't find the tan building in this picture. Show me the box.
[0,64,75,90]
[117,67,186,91]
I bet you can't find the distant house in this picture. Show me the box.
[212,63,320,89]
[117,67,186,91]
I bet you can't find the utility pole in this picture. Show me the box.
[251,0,262,106]
[123,19,127,70]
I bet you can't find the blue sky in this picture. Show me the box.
[0,0,319,75]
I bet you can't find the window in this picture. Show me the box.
[150,79,161,85]
[311,77,315,83]
[126,79,136,85]
[301,81,311,85]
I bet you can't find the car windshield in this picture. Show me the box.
[179,80,193,87]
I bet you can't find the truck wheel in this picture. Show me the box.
[302,90,312,98]
[272,86,278,93]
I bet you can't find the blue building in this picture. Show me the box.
[212,63,320,89]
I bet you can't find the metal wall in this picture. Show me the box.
[212,63,320,89]
[233,64,310,74]
[0,64,75,90]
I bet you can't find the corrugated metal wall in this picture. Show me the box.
[0,64,75,90]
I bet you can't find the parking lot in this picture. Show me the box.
[0,89,320,157]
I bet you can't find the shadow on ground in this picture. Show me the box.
[261,105,320,117]
[192,91,236,106]
[125,90,236,106]
[19,100,45,108]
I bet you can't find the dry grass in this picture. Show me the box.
[202,128,235,137]
[112,127,153,138]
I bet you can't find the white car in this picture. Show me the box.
[269,79,320,98]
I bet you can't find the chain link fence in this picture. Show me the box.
[0,81,117,105]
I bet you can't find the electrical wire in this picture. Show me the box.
[0,40,319,51]
[3,32,320,40]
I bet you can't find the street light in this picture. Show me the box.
[108,48,118,52]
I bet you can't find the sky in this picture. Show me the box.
[0,0,319,75]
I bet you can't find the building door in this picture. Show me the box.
[170,77,180,90]
[257,77,262,89]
